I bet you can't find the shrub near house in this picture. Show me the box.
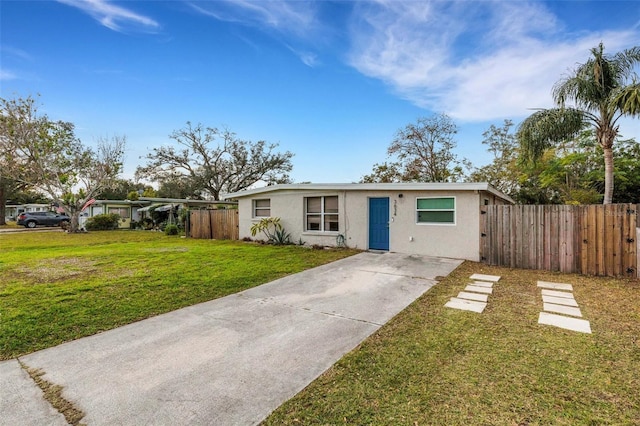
[85,213,121,230]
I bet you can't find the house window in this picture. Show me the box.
[305,196,339,232]
[416,197,455,224]
[253,199,271,217]
[108,207,130,219]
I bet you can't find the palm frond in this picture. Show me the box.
[614,46,640,75]
[553,43,640,112]
[612,83,640,116]
[517,108,586,163]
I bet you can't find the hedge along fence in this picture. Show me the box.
[480,203,639,278]
[189,209,239,240]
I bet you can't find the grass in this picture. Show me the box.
[264,262,640,425]
[19,360,85,426]
[0,231,359,360]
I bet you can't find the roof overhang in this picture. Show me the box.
[94,200,150,207]
[221,183,515,204]
[138,197,237,207]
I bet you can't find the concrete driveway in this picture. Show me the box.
[2,252,462,425]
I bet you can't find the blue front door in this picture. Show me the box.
[369,197,389,250]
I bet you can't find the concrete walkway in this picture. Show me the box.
[1,252,462,426]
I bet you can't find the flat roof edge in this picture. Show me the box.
[222,183,514,203]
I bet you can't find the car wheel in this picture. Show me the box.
[60,220,70,230]
[26,221,37,228]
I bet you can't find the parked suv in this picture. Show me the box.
[17,211,71,229]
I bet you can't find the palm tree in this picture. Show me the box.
[517,43,640,204]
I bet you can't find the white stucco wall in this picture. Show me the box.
[237,188,493,261]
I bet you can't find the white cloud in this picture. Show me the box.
[347,1,640,122]
[56,0,160,33]
[189,0,322,66]
[0,69,17,81]
[446,32,639,120]
[189,0,318,38]
[348,1,465,89]
[0,46,30,80]
[1,46,33,62]
[285,45,320,67]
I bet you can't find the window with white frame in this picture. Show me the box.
[253,199,271,217]
[416,197,455,224]
[108,207,130,219]
[305,196,339,232]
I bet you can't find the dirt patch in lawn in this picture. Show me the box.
[14,258,100,284]
[143,247,190,253]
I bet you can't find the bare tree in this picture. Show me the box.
[385,113,468,182]
[136,122,294,200]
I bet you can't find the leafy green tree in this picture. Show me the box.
[469,120,521,196]
[97,180,158,200]
[608,139,640,203]
[535,137,602,205]
[517,43,640,204]
[477,124,640,204]
[99,179,140,200]
[136,122,294,200]
[566,134,640,203]
[156,173,203,199]
[5,190,49,205]
[360,162,404,183]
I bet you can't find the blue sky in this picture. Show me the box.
[2,0,639,185]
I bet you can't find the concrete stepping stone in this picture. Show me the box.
[541,289,575,299]
[538,312,591,334]
[542,295,578,307]
[471,281,493,288]
[464,285,493,294]
[470,273,501,282]
[445,297,487,313]
[537,281,573,291]
[543,302,582,318]
[457,291,488,302]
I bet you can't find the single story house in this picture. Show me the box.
[79,197,238,229]
[4,203,52,221]
[138,197,237,210]
[80,200,150,229]
[222,183,514,261]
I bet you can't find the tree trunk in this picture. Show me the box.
[602,146,614,204]
[70,210,80,232]
[0,183,6,226]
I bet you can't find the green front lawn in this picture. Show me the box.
[265,262,640,425]
[0,231,359,359]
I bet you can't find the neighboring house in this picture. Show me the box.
[5,205,23,221]
[81,200,150,229]
[138,197,237,211]
[78,197,238,229]
[137,197,237,227]
[5,204,52,221]
[222,183,514,261]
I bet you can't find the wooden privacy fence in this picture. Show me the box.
[480,204,639,278]
[189,209,239,240]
